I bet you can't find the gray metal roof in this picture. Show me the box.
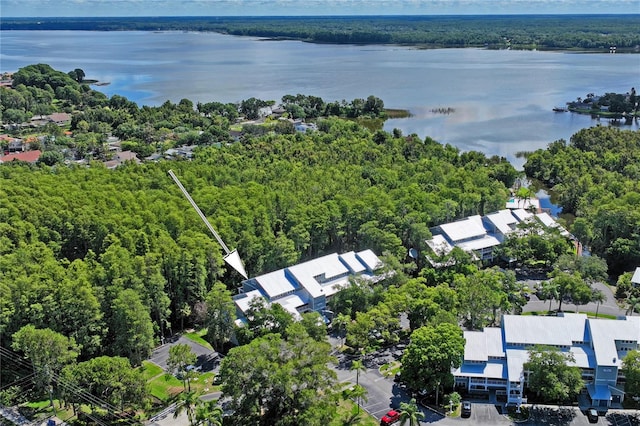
[255,269,296,299]
[503,313,587,346]
[463,328,504,361]
[356,249,383,271]
[439,215,486,243]
[340,251,367,273]
[484,209,518,235]
[588,316,640,367]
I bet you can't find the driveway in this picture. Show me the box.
[148,335,219,372]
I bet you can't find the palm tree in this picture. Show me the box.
[173,390,200,426]
[399,398,425,426]
[592,288,606,318]
[351,359,366,387]
[538,280,559,313]
[350,359,367,413]
[341,407,362,426]
[626,295,640,316]
[347,384,368,415]
[195,399,223,426]
[332,313,350,348]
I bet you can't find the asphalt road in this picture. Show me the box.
[522,280,626,318]
[332,351,445,424]
[148,335,219,372]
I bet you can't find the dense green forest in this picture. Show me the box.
[0,63,521,423]
[1,63,638,424]
[2,15,640,51]
[523,125,640,273]
[0,66,517,348]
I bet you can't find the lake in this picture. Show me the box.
[2,30,639,168]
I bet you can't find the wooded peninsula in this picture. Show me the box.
[2,15,640,52]
[1,63,639,425]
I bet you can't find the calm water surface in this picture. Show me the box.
[2,30,639,168]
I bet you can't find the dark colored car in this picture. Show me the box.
[461,400,472,418]
[587,408,598,423]
[380,409,401,425]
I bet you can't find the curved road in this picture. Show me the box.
[522,281,627,318]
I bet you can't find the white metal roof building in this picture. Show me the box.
[234,249,383,321]
[426,208,569,264]
[454,314,639,409]
[483,209,520,241]
[439,215,487,243]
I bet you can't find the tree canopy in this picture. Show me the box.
[1,63,518,365]
[0,62,624,421]
[400,323,465,405]
[525,345,583,403]
[219,325,337,425]
[622,350,640,400]
[523,126,640,275]
[3,16,640,52]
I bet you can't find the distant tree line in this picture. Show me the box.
[2,15,640,51]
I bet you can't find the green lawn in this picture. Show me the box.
[22,399,75,423]
[148,373,185,402]
[147,371,219,402]
[330,399,379,426]
[183,329,214,350]
[379,360,401,378]
[140,360,164,381]
[189,372,218,394]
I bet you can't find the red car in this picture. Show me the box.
[381,409,401,425]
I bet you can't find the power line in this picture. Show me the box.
[0,372,36,392]
[1,346,141,425]
[50,371,140,426]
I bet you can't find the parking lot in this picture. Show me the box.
[329,334,640,426]
[606,411,640,426]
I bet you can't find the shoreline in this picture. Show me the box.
[2,28,638,54]
[2,14,639,54]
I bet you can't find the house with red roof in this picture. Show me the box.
[0,150,42,164]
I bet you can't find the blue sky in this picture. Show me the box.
[3,0,638,17]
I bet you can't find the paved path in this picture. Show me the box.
[522,280,627,317]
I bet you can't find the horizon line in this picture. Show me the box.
[3,13,640,18]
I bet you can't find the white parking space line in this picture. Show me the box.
[364,401,390,412]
